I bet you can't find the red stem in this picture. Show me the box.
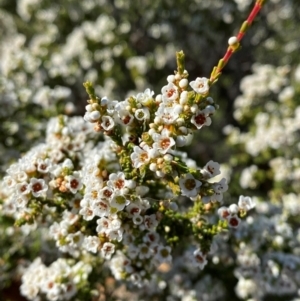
[210,0,264,82]
[247,3,262,24]
[223,48,233,64]
[237,32,245,41]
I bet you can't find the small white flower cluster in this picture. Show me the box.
[84,72,215,152]
[83,70,228,208]
[233,215,300,300]
[20,257,92,301]
[179,160,229,204]
[218,196,255,228]
[2,116,98,219]
[224,61,300,300]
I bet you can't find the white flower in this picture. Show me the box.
[96,217,111,234]
[79,198,96,221]
[179,173,202,198]
[143,231,160,245]
[218,206,231,219]
[179,90,189,105]
[107,172,127,191]
[126,203,142,217]
[238,195,255,211]
[131,145,151,168]
[62,158,74,169]
[154,245,172,264]
[110,193,130,211]
[16,181,30,195]
[191,110,212,129]
[37,158,52,173]
[66,231,83,247]
[83,236,100,253]
[132,214,143,225]
[144,214,159,231]
[65,172,83,194]
[155,104,181,125]
[106,99,118,114]
[15,195,29,208]
[92,200,110,217]
[202,160,221,178]
[190,77,210,94]
[213,178,228,193]
[101,115,115,131]
[117,109,134,125]
[108,229,124,242]
[136,88,154,105]
[152,129,175,154]
[99,186,114,200]
[192,249,208,269]
[101,242,115,259]
[138,243,152,260]
[135,108,150,121]
[127,245,139,259]
[29,178,48,198]
[228,215,241,228]
[161,82,179,103]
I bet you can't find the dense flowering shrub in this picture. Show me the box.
[1,0,300,300]
[224,62,300,300]
[1,50,257,299]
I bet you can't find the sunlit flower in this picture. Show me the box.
[190,77,210,95]
[179,173,202,198]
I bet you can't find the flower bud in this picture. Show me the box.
[179,126,187,134]
[126,180,136,189]
[179,78,188,88]
[156,170,165,177]
[167,75,175,83]
[190,104,198,113]
[155,94,162,102]
[176,135,187,147]
[229,204,239,214]
[163,154,173,161]
[89,111,100,122]
[228,36,238,46]
[101,97,109,105]
[149,163,157,172]
[206,97,214,104]
[175,73,181,80]
[179,91,188,105]
[85,104,93,112]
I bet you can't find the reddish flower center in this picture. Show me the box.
[70,179,79,189]
[161,138,171,149]
[229,217,239,227]
[130,207,140,215]
[115,179,125,189]
[195,114,206,125]
[122,115,131,124]
[167,88,176,98]
[32,182,42,192]
[103,188,112,198]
